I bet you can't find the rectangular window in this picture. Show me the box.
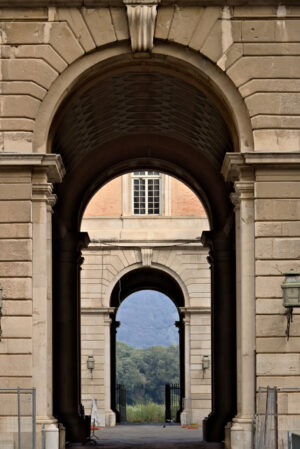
[132,172,160,215]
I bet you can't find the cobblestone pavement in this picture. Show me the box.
[76,424,224,448]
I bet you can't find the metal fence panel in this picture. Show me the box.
[255,387,278,449]
[288,432,300,449]
[0,388,36,449]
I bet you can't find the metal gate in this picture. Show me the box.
[165,384,180,423]
[116,384,127,423]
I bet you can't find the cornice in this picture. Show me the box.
[222,152,300,182]
[81,307,116,314]
[0,153,65,183]
[179,306,211,314]
[0,0,296,6]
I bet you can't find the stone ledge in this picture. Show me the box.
[222,152,300,181]
[0,153,65,183]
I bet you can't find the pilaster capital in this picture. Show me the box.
[230,192,240,211]
[47,193,57,213]
[32,182,53,202]
[234,180,254,201]
[182,315,191,326]
[124,0,160,52]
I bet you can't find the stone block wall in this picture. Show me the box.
[254,167,300,445]
[0,169,33,392]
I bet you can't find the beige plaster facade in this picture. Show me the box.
[0,2,299,448]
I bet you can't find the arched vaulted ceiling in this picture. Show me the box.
[53,71,233,174]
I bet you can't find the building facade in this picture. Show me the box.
[0,2,300,449]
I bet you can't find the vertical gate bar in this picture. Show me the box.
[17,387,21,449]
[165,384,171,422]
[32,388,36,449]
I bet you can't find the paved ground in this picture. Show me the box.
[75,424,224,448]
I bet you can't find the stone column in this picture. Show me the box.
[52,230,90,442]
[230,170,255,449]
[201,230,236,442]
[175,319,184,421]
[104,313,116,426]
[180,314,192,425]
[108,316,120,425]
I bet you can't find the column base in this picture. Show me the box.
[105,409,116,427]
[36,417,64,449]
[229,416,254,449]
[180,409,192,426]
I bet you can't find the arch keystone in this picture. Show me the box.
[124,0,160,51]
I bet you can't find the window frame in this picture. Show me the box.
[131,171,161,215]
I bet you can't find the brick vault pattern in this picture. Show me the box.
[53,72,232,171]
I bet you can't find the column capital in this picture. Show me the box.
[234,180,254,201]
[230,192,240,211]
[201,230,233,253]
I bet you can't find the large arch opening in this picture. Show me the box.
[110,268,185,424]
[49,51,238,444]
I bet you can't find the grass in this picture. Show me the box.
[126,402,165,423]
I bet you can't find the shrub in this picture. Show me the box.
[126,402,165,423]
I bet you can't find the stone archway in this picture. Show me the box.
[109,267,185,424]
[48,51,243,444]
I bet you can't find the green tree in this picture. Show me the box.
[116,341,179,405]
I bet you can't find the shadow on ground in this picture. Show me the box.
[76,424,224,448]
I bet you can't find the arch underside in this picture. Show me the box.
[52,67,234,231]
[51,58,237,444]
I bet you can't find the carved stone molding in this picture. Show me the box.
[124,0,160,52]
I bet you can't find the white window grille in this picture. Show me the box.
[132,171,161,215]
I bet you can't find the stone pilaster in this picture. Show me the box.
[230,171,256,449]
[32,171,57,425]
[104,313,116,426]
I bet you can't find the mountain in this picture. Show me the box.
[116,290,179,349]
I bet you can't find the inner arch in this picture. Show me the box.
[111,267,185,309]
